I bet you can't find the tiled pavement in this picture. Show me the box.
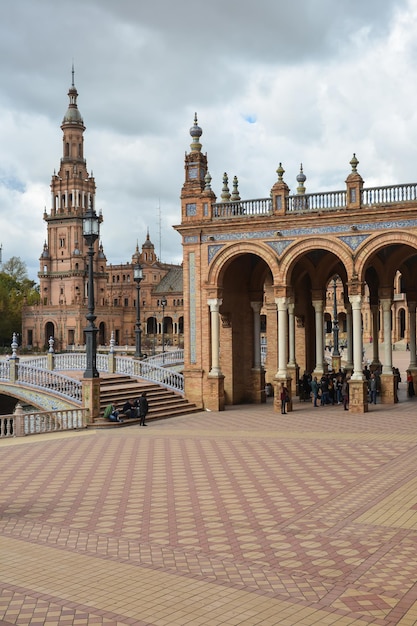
[1,387,417,625]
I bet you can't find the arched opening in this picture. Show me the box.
[45,322,55,350]
[98,322,105,346]
[217,253,271,405]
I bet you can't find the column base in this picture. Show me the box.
[348,379,368,413]
[183,368,204,409]
[380,374,398,404]
[205,373,225,411]
[273,377,292,413]
[251,368,266,403]
[287,364,299,397]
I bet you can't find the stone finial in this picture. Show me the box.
[231,176,241,201]
[350,153,359,172]
[204,171,212,192]
[11,333,18,359]
[189,112,202,153]
[109,331,115,354]
[221,173,231,202]
[296,164,306,195]
[276,163,285,182]
[48,336,55,353]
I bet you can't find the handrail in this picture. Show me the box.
[212,198,272,218]
[210,182,417,218]
[0,408,87,438]
[0,353,184,396]
[287,190,347,212]
[362,183,417,205]
[17,364,83,403]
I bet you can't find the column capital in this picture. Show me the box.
[380,298,392,312]
[250,301,262,314]
[312,299,324,313]
[275,296,288,310]
[348,293,362,309]
[207,298,222,312]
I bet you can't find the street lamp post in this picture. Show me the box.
[83,202,100,378]
[133,262,143,358]
[332,275,341,373]
[161,297,167,361]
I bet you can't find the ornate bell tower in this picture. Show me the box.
[39,68,105,312]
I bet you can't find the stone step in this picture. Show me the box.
[90,374,199,428]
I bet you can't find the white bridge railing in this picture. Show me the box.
[0,350,185,404]
[0,407,87,438]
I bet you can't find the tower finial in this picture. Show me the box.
[72,61,75,87]
[189,113,203,153]
[221,173,231,202]
[296,163,306,195]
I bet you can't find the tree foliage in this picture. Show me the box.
[0,258,39,347]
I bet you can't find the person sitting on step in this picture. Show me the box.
[103,403,123,423]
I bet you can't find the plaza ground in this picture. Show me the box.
[0,356,417,626]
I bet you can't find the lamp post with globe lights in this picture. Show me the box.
[133,262,143,358]
[83,202,100,379]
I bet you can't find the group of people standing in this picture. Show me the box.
[303,372,350,410]
[103,392,149,426]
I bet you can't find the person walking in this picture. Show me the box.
[280,384,289,414]
[369,373,377,404]
[342,377,349,411]
[137,392,149,426]
[407,370,415,398]
[310,376,319,407]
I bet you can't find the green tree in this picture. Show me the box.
[0,258,39,347]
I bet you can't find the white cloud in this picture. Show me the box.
[0,0,414,279]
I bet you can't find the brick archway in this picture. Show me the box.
[176,122,417,412]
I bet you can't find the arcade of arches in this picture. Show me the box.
[175,116,417,414]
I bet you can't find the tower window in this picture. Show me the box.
[59,237,65,248]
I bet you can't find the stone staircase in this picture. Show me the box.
[92,374,199,428]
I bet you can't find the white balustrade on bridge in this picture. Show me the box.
[0,407,87,438]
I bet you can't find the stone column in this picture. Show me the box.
[250,301,262,369]
[312,300,325,376]
[345,303,354,372]
[349,294,364,381]
[370,304,381,369]
[250,301,265,403]
[208,298,223,376]
[381,298,393,375]
[276,296,288,378]
[348,293,368,413]
[407,301,417,369]
[380,297,396,404]
[288,301,296,368]
[407,301,417,394]
[206,298,225,411]
[273,296,292,412]
[287,300,299,395]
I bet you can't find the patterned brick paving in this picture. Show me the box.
[1,386,417,624]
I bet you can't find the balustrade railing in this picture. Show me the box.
[212,198,272,218]
[287,190,347,212]
[114,357,184,392]
[0,408,87,438]
[145,349,184,367]
[362,183,417,205]
[209,182,417,218]
[0,350,185,398]
[17,363,83,403]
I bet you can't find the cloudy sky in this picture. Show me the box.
[0,0,415,280]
